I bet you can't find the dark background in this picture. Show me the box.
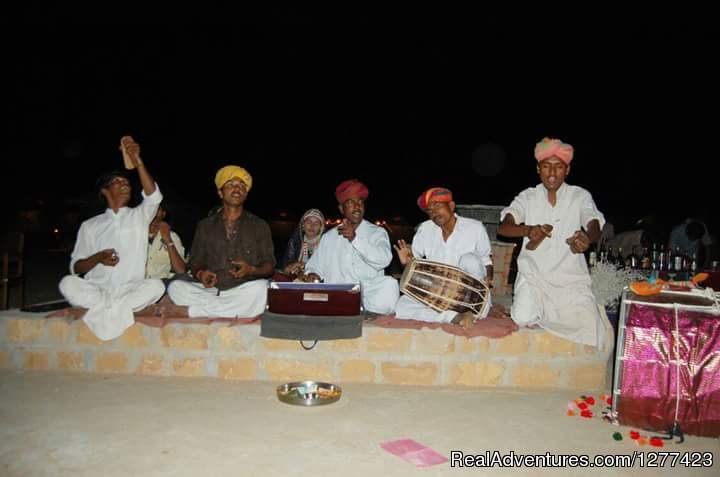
[2,7,717,254]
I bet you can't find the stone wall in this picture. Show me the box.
[1,310,612,390]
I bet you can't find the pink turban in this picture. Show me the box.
[417,187,453,210]
[534,137,574,164]
[335,179,369,204]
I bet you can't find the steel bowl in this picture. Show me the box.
[276,381,342,406]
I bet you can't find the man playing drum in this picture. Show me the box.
[498,137,606,347]
[394,187,518,337]
[303,179,399,314]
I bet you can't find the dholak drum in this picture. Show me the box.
[399,259,491,318]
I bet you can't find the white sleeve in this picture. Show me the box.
[352,226,393,270]
[139,184,163,224]
[579,191,605,230]
[474,223,493,267]
[69,222,94,275]
[171,231,186,261]
[304,234,328,276]
[411,222,428,259]
[500,190,528,224]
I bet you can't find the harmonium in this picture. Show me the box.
[611,287,720,438]
[262,282,363,342]
[267,282,361,315]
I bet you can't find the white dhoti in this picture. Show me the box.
[395,253,491,323]
[167,279,268,318]
[360,276,399,315]
[59,275,165,341]
[511,272,607,348]
[501,182,609,348]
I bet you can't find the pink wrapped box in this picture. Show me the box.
[612,289,720,437]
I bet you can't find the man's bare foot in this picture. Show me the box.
[471,316,519,338]
[497,314,520,332]
[451,311,475,330]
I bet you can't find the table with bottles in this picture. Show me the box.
[589,243,703,280]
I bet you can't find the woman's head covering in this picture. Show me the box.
[300,208,326,232]
[296,208,326,264]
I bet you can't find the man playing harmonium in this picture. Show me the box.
[497,137,606,347]
[302,179,399,314]
[393,187,518,337]
[167,166,274,318]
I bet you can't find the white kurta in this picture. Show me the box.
[395,215,493,323]
[146,231,185,279]
[304,220,399,314]
[59,187,165,341]
[501,182,606,347]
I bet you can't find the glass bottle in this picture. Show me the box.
[641,246,651,270]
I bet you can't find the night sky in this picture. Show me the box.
[3,8,717,246]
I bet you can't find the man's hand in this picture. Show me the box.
[157,222,172,242]
[97,249,119,267]
[120,136,143,169]
[301,273,322,283]
[196,270,218,288]
[283,261,304,276]
[229,259,255,279]
[337,219,356,242]
[393,239,414,266]
[566,230,591,254]
[526,224,553,250]
[528,224,553,241]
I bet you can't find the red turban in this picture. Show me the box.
[335,179,369,204]
[417,187,453,210]
[534,137,574,164]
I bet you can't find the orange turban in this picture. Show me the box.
[417,187,453,210]
[534,137,574,164]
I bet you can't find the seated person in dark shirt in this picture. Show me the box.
[167,166,275,318]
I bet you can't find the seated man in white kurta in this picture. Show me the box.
[167,166,274,318]
[303,179,399,314]
[393,187,517,338]
[498,137,606,347]
[59,136,165,341]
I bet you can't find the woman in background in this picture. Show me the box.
[280,208,325,277]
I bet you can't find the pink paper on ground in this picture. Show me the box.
[380,438,448,468]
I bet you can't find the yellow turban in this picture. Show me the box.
[214,165,253,191]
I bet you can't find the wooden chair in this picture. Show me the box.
[1,231,25,310]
